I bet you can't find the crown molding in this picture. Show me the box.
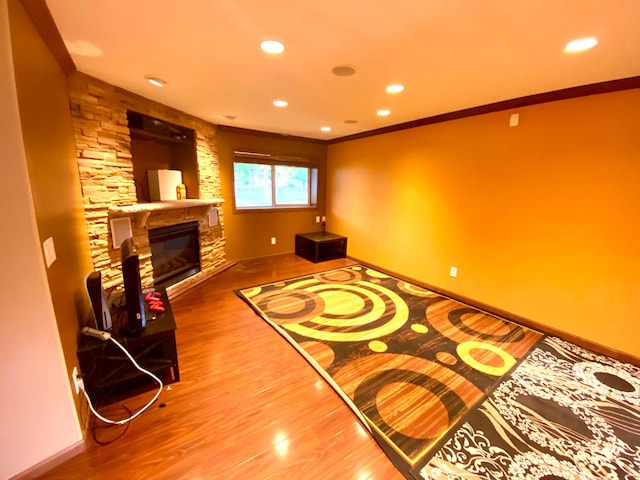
[330,76,640,144]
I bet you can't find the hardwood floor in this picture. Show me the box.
[36,254,404,480]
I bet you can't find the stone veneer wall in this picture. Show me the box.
[67,72,226,290]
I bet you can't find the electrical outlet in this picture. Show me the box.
[72,366,82,394]
[271,237,276,245]
[449,266,458,278]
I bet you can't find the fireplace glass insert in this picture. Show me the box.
[149,221,201,288]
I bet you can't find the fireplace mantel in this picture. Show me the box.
[109,198,224,228]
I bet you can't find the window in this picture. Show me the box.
[233,153,317,210]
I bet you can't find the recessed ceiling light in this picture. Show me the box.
[332,65,357,77]
[320,126,331,132]
[386,84,404,93]
[223,115,237,121]
[273,100,288,107]
[564,37,598,53]
[377,109,391,117]
[344,119,358,124]
[145,75,166,88]
[261,40,285,54]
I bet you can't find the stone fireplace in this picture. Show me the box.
[68,72,227,293]
[148,221,201,287]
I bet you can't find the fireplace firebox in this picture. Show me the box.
[149,221,201,287]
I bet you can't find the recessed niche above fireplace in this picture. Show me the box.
[127,111,199,203]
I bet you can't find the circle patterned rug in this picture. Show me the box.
[237,265,544,476]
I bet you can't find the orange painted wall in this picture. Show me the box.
[327,89,640,358]
[9,0,94,425]
[2,0,83,476]
[217,128,327,261]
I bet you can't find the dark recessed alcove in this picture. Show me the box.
[127,111,199,202]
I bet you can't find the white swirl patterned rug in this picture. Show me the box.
[417,336,640,480]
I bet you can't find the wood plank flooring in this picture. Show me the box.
[35,254,404,480]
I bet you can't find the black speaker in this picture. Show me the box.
[85,271,112,331]
[120,238,146,334]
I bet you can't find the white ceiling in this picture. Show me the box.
[46,0,640,140]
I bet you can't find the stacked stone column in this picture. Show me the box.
[68,72,226,290]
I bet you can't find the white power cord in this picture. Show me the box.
[78,328,163,425]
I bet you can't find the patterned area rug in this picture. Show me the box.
[236,265,542,477]
[417,336,640,479]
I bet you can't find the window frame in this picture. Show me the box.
[232,152,318,212]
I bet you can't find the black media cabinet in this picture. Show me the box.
[295,232,347,263]
[77,287,179,405]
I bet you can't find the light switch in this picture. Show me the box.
[43,237,57,267]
